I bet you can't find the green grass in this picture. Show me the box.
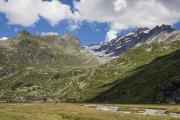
[0,103,180,120]
[90,49,180,103]
[0,34,100,102]
[1,33,180,104]
[77,41,180,102]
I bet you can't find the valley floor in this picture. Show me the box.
[0,103,180,120]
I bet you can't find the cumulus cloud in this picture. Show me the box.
[66,20,81,31]
[158,0,180,12]
[73,0,180,41]
[113,0,127,12]
[1,0,180,41]
[0,37,8,40]
[0,0,73,26]
[40,32,59,36]
[106,30,118,42]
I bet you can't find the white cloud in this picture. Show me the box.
[106,30,118,42]
[90,23,100,32]
[38,0,73,26]
[0,37,8,40]
[40,32,59,36]
[1,0,180,41]
[0,0,73,26]
[113,0,127,12]
[66,20,81,31]
[73,0,180,41]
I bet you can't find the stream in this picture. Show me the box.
[84,104,180,118]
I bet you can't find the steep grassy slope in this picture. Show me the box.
[77,41,180,103]
[90,50,180,103]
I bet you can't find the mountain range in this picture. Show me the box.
[85,25,176,58]
[0,25,180,104]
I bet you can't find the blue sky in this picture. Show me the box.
[0,13,109,45]
[0,0,107,45]
[0,0,180,45]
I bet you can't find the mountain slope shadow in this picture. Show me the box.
[89,50,180,104]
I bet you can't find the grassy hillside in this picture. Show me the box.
[0,31,180,103]
[78,41,180,103]
[0,32,99,71]
[90,50,180,103]
[0,32,100,102]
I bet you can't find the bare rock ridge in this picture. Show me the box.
[85,25,176,58]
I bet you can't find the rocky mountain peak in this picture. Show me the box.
[63,34,80,42]
[17,30,31,38]
[62,34,81,49]
[151,24,175,34]
[85,25,177,58]
[160,24,175,31]
[136,27,150,34]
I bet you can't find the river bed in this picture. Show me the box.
[84,104,180,118]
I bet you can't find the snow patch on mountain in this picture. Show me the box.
[84,25,175,58]
[84,45,109,57]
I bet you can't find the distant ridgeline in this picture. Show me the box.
[0,25,180,104]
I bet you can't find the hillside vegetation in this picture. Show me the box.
[79,41,180,103]
[0,31,180,104]
[0,31,100,102]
